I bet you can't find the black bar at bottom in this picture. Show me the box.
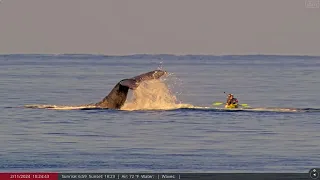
[58,173,313,180]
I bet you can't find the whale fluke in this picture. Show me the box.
[24,70,167,110]
[95,70,167,109]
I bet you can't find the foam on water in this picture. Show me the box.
[24,104,97,110]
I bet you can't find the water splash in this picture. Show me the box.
[121,78,194,111]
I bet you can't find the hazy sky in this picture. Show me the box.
[0,0,319,55]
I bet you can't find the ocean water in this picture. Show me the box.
[0,54,319,173]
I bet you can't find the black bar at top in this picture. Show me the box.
[58,173,313,180]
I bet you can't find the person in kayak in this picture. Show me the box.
[225,93,239,108]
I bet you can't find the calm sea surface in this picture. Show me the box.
[0,54,319,173]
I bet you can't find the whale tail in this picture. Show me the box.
[95,70,167,109]
[132,70,167,83]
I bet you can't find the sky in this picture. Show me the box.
[0,0,319,55]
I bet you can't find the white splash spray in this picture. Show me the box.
[121,78,194,111]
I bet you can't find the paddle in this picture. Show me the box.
[212,101,250,107]
[212,102,223,106]
[240,103,250,107]
[212,92,230,106]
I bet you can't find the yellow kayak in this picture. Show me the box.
[225,104,239,109]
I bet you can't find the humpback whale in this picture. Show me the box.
[94,70,167,109]
[24,70,167,110]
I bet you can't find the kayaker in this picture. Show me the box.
[225,93,238,108]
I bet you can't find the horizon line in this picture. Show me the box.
[0,53,320,58]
